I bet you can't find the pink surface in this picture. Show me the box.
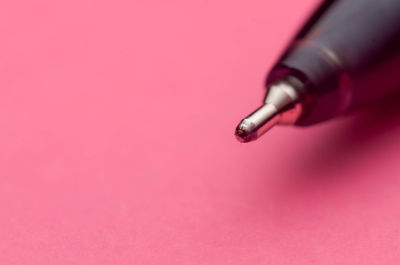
[1,0,400,264]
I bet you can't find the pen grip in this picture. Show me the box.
[269,0,400,125]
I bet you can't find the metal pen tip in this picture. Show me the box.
[235,123,257,143]
[235,104,280,143]
[234,76,305,143]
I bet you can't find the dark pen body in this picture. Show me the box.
[235,0,400,143]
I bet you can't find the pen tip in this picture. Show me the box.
[235,76,305,143]
[235,120,258,143]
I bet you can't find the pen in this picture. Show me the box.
[235,0,400,143]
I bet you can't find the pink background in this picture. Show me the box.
[1,0,400,264]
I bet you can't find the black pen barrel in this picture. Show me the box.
[268,0,400,125]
